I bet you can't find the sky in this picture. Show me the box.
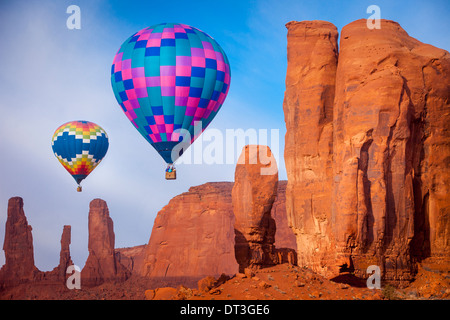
[0,0,449,271]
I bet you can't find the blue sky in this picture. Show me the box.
[0,0,449,271]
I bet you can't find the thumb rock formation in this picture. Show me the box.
[232,145,279,272]
[81,199,130,287]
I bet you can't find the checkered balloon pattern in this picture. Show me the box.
[51,121,109,185]
[110,23,231,164]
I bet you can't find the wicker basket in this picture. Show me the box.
[165,170,176,180]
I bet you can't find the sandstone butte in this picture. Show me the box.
[284,19,450,283]
[140,177,297,287]
[141,182,237,285]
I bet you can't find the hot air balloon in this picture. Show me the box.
[51,121,109,191]
[110,23,231,179]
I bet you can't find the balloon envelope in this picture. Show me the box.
[110,22,231,164]
[51,121,109,185]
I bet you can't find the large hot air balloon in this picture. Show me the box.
[51,121,109,191]
[110,23,231,179]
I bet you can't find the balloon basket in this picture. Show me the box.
[165,170,176,180]
[77,186,82,192]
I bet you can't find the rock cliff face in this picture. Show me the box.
[284,19,450,282]
[271,181,297,250]
[115,245,146,275]
[0,197,39,287]
[141,182,238,284]
[333,19,450,281]
[141,179,296,285]
[283,20,338,277]
[81,199,130,287]
[233,145,279,272]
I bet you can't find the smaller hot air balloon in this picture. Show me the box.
[51,121,109,191]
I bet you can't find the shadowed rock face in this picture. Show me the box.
[284,19,450,282]
[115,245,146,275]
[81,199,130,287]
[271,181,297,251]
[232,145,279,272]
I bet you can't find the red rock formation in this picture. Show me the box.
[284,19,450,282]
[232,145,279,272]
[115,245,146,275]
[0,183,294,292]
[333,19,450,282]
[59,226,72,272]
[46,225,73,283]
[0,197,39,287]
[141,182,238,285]
[283,21,338,277]
[81,199,130,287]
[272,181,297,251]
[140,179,296,286]
[0,198,74,287]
